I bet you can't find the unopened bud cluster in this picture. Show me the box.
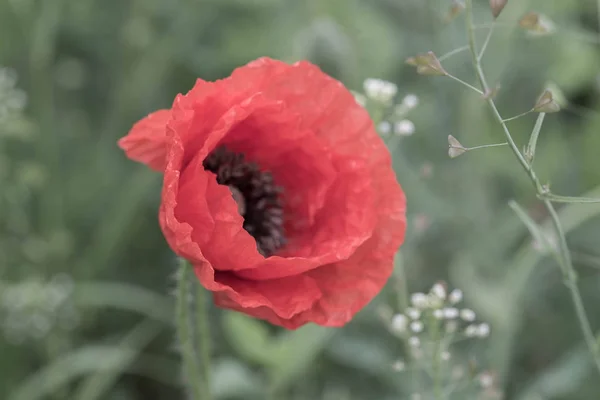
[389,282,491,343]
[0,274,79,344]
[355,78,418,137]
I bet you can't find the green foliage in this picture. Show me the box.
[1,0,600,399]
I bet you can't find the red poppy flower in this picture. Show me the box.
[118,57,406,329]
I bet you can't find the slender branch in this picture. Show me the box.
[478,21,495,61]
[465,142,508,151]
[464,0,600,376]
[525,112,546,165]
[539,193,600,204]
[438,45,470,61]
[446,74,484,95]
[544,200,600,372]
[502,109,533,123]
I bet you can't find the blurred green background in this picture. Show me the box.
[1,0,600,399]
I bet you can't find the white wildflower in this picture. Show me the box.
[448,288,463,304]
[402,94,419,109]
[408,336,421,347]
[363,78,397,104]
[479,371,494,388]
[465,324,478,337]
[460,308,476,322]
[378,121,391,135]
[394,119,415,136]
[477,323,491,338]
[391,314,408,333]
[410,292,429,309]
[406,308,421,320]
[410,321,424,333]
[443,307,459,319]
[392,360,406,371]
[431,283,447,300]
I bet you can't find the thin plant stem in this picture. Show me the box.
[194,278,212,396]
[175,260,211,400]
[478,21,495,61]
[598,0,600,43]
[539,193,600,204]
[544,199,600,371]
[464,0,600,376]
[502,109,533,123]
[438,45,470,61]
[446,74,484,95]
[431,315,443,399]
[465,142,508,151]
[525,112,546,165]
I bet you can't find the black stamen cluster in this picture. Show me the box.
[203,146,285,257]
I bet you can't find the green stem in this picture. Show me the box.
[465,142,508,151]
[539,193,600,204]
[175,260,211,400]
[478,21,495,61]
[525,112,546,165]
[464,0,600,377]
[502,109,533,123]
[431,316,443,399]
[438,45,470,62]
[194,277,212,396]
[544,200,600,373]
[446,74,483,95]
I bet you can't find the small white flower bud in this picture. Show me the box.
[378,121,391,135]
[433,309,444,319]
[443,307,459,319]
[431,283,447,300]
[402,94,419,109]
[410,321,424,333]
[392,360,406,371]
[391,314,408,333]
[477,323,491,338]
[460,308,476,322]
[408,336,420,347]
[465,324,478,337]
[406,308,421,320]
[441,351,451,361]
[363,78,397,104]
[410,292,429,309]
[394,119,415,136]
[363,78,383,98]
[448,289,463,304]
[479,371,494,388]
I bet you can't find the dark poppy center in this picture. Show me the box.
[202,146,285,257]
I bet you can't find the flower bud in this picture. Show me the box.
[533,89,560,113]
[394,120,415,136]
[519,12,555,36]
[406,52,448,76]
[448,135,466,158]
[445,0,465,23]
[489,0,508,19]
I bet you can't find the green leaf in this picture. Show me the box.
[9,345,178,400]
[74,320,163,400]
[222,312,275,366]
[268,325,336,392]
[73,281,173,324]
